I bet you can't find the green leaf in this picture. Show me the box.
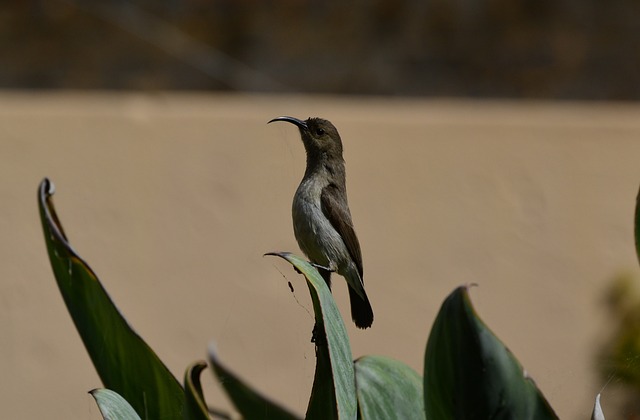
[424,285,558,420]
[265,252,357,420]
[635,185,640,264]
[38,179,184,419]
[354,355,425,420]
[90,389,142,420]
[208,343,300,420]
[183,361,212,420]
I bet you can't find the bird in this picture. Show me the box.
[269,116,374,329]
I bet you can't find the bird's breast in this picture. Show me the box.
[292,177,342,267]
[292,179,323,243]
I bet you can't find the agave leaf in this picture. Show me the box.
[208,343,300,420]
[266,252,357,420]
[635,185,640,264]
[90,389,142,420]
[183,361,212,420]
[38,179,184,419]
[424,285,558,420]
[354,355,424,420]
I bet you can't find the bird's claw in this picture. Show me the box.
[311,262,335,272]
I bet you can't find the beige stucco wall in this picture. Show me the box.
[1,92,639,419]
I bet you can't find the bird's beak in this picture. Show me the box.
[268,116,308,130]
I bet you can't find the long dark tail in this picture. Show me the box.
[320,268,373,329]
[349,286,374,329]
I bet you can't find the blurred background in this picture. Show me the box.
[2,1,640,420]
[3,0,640,98]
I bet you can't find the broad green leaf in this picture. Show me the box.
[208,343,300,420]
[38,179,184,419]
[424,285,558,420]
[183,361,212,420]
[354,355,424,420]
[266,252,357,420]
[90,389,142,420]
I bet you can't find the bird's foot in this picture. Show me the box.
[310,262,335,273]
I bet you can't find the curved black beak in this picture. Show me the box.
[268,116,308,130]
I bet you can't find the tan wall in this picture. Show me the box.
[1,93,639,419]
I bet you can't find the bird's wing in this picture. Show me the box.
[321,184,363,278]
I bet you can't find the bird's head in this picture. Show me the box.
[269,116,343,159]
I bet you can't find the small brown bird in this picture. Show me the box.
[269,116,374,329]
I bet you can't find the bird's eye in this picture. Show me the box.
[316,128,325,136]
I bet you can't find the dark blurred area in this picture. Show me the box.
[3,0,639,99]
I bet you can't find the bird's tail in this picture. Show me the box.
[349,286,374,329]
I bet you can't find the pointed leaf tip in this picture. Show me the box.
[264,252,357,420]
[424,286,558,420]
[42,177,55,195]
[90,389,142,420]
[184,361,211,420]
[38,180,185,418]
[592,393,605,420]
[208,345,300,420]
